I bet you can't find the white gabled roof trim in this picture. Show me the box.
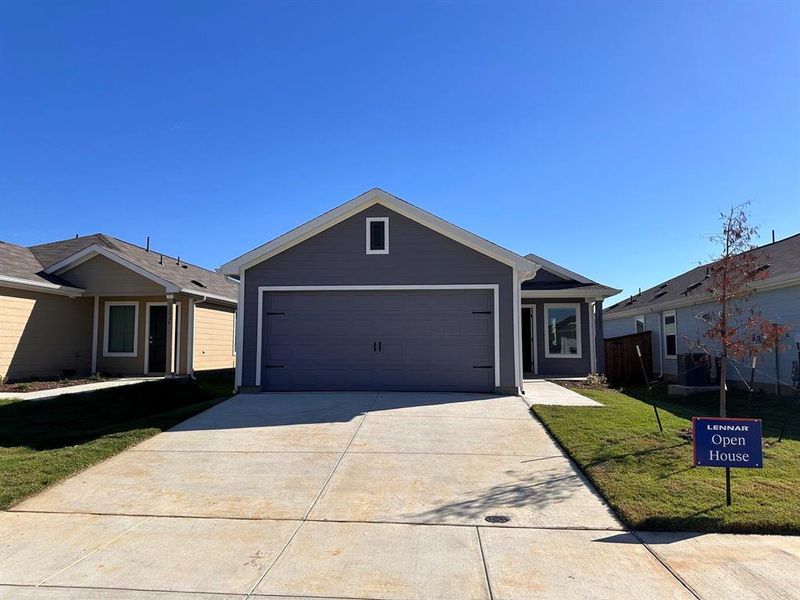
[524,252,594,284]
[0,274,85,297]
[44,244,181,294]
[220,188,541,275]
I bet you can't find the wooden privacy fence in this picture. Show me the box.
[604,331,653,384]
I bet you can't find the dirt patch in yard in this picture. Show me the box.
[0,375,114,394]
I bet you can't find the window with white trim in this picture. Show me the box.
[544,303,581,358]
[366,217,389,254]
[104,301,138,357]
[635,315,646,333]
[663,310,677,358]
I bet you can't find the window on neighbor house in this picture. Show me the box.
[663,310,677,358]
[545,304,581,358]
[105,302,138,356]
[366,217,389,254]
[635,315,646,333]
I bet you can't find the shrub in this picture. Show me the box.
[584,373,608,389]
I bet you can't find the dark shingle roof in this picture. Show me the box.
[2,234,237,301]
[604,233,800,317]
[0,241,77,287]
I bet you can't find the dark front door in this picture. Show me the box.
[148,305,168,373]
[521,307,533,374]
[261,290,495,392]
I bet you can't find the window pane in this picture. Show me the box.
[369,221,385,250]
[547,307,578,355]
[635,316,645,333]
[108,305,135,353]
[666,335,677,357]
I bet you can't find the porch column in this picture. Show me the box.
[165,294,175,378]
[595,299,605,374]
[90,296,99,374]
[588,301,597,374]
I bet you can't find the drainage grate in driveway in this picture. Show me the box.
[484,515,510,523]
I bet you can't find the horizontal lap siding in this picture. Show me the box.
[0,288,93,381]
[241,203,515,389]
[193,304,236,371]
[524,298,591,376]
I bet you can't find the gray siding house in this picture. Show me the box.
[604,233,800,391]
[221,189,619,394]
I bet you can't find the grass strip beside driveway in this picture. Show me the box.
[531,384,800,535]
[0,374,232,510]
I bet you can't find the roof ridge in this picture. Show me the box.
[108,236,226,276]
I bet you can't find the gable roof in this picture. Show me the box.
[604,232,800,319]
[520,252,621,299]
[0,241,84,295]
[1,234,237,302]
[219,188,541,276]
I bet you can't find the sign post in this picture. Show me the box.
[692,417,763,506]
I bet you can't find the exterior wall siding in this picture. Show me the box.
[193,303,236,371]
[522,298,592,376]
[61,254,165,295]
[604,284,799,386]
[240,203,516,390]
[0,287,93,381]
[95,295,190,376]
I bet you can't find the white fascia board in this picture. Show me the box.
[219,188,540,275]
[179,288,237,305]
[0,275,85,297]
[523,252,594,284]
[605,272,800,321]
[45,245,180,294]
[522,285,621,300]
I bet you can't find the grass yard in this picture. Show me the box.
[532,383,800,534]
[0,373,233,510]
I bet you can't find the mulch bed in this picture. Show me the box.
[0,376,112,394]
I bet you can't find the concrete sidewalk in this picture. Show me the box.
[522,379,604,406]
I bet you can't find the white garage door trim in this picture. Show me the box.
[255,284,501,389]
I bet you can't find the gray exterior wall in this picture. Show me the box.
[523,298,592,376]
[240,203,516,390]
[604,284,799,386]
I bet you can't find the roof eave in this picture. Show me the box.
[0,275,85,297]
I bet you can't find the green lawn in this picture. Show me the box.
[0,374,233,510]
[531,383,800,534]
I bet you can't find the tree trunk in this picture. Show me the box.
[720,354,727,417]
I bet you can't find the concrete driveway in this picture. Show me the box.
[0,392,710,598]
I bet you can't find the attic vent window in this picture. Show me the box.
[684,282,703,294]
[658,283,668,289]
[750,264,770,276]
[190,279,206,288]
[653,291,668,300]
[366,217,389,255]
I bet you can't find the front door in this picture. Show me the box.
[148,305,168,373]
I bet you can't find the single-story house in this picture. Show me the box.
[603,232,800,392]
[220,188,620,394]
[0,234,237,382]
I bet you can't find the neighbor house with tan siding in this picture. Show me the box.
[0,234,237,382]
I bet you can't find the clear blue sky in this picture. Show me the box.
[2,0,798,302]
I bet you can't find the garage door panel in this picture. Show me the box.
[261,290,495,392]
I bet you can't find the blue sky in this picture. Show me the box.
[1,0,798,302]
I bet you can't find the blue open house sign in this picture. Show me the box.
[693,417,763,468]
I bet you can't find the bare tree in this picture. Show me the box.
[700,203,787,416]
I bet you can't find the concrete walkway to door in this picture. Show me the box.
[2,391,795,599]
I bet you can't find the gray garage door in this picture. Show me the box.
[261,290,495,392]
